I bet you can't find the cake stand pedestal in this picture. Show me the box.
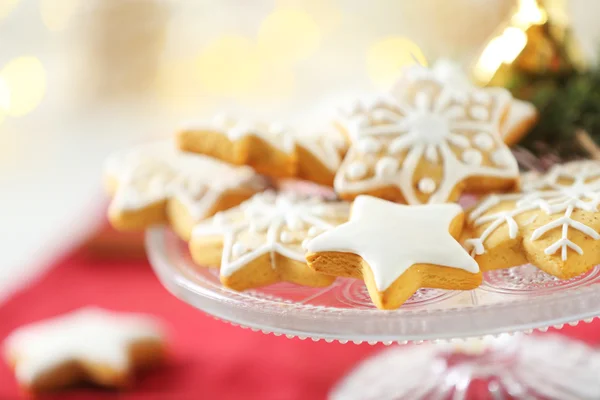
[147,227,600,399]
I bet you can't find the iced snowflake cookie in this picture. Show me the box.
[401,60,538,146]
[177,115,347,186]
[336,61,537,147]
[465,160,600,279]
[4,308,165,393]
[334,70,520,204]
[305,196,481,310]
[105,141,267,240]
[189,191,350,291]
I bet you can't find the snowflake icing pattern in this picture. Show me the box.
[334,78,519,204]
[466,161,600,261]
[192,192,350,277]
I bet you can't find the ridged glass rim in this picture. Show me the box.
[146,226,600,342]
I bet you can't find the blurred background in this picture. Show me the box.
[1,0,600,303]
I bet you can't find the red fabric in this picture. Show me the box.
[1,247,599,399]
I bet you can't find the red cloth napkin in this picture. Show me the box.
[1,244,599,399]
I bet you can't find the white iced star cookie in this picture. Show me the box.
[177,114,348,186]
[4,308,165,393]
[105,140,267,240]
[305,195,481,310]
[465,160,600,279]
[334,68,520,205]
[189,191,350,291]
[399,59,538,146]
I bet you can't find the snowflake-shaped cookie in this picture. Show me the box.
[338,60,537,147]
[401,60,538,146]
[4,307,165,392]
[105,141,267,240]
[190,191,349,291]
[465,160,600,279]
[334,75,520,204]
[178,114,348,186]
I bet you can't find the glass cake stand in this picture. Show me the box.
[146,226,600,399]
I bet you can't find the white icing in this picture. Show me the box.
[347,161,368,180]
[473,132,495,150]
[491,148,515,168]
[357,137,382,154]
[4,307,163,386]
[334,71,519,205]
[191,192,350,277]
[185,116,346,173]
[307,226,321,236]
[466,161,600,261]
[418,178,437,194]
[105,140,265,222]
[306,196,479,291]
[470,105,489,121]
[462,149,483,166]
[402,59,536,140]
[375,157,399,177]
[280,231,294,243]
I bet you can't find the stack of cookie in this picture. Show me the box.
[105,61,600,310]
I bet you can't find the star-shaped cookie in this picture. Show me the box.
[190,191,349,291]
[401,60,538,146]
[305,195,481,310]
[465,160,600,279]
[105,140,267,240]
[4,308,165,393]
[333,69,520,204]
[177,114,348,186]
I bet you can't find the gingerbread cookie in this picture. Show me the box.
[337,61,538,147]
[177,115,347,186]
[465,160,600,279]
[334,71,520,204]
[189,191,349,291]
[4,307,165,393]
[402,60,538,146]
[305,195,481,310]
[105,141,267,240]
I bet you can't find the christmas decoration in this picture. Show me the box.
[473,0,600,161]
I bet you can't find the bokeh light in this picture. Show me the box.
[1,57,46,117]
[474,27,527,83]
[0,76,10,113]
[512,0,547,29]
[40,0,80,31]
[197,35,262,97]
[257,9,321,64]
[367,36,427,88]
[0,0,19,20]
[274,0,342,33]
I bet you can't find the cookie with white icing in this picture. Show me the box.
[305,196,481,310]
[177,115,347,186]
[465,160,600,279]
[189,191,349,290]
[4,307,165,393]
[401,60,538,146]
[105,140,267,241]
[337,61,537,147]
[334,71,520,204]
